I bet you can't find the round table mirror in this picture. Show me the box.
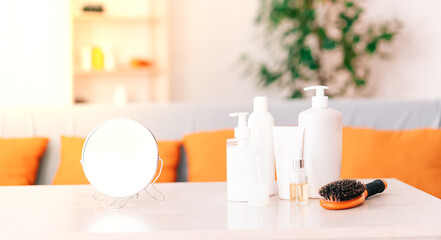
[82,118,159,198]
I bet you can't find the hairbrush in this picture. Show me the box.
[318,179,387,210]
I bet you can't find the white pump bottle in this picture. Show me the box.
[227,112,250,201]
[248,96,276,197]
[298,86,342,198]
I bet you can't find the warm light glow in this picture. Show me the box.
[0,1,72,107]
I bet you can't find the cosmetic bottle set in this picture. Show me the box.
[227,97,274,207]
[226,85,342,206]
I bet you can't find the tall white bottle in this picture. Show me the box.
[298,86,342,198]
[227,112,250,202]
[248,96,276,196]
[248,131,269,207]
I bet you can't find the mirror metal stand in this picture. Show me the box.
[91,157,165,209]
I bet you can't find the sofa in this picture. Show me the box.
[1,99,440,190]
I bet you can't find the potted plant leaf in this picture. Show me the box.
[244,0,401,98]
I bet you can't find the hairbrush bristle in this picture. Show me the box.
[319,179,366,202]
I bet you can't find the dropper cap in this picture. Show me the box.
[253,96,268,112]
[304,86,329,108]
[293,159,305,169]
[292,127,305,169]
[229,112,250,138]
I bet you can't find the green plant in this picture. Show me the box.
[246,0,401,98]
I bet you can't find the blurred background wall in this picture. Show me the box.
[0,1,72,107]
[0,0,440,107]
[169,0,441,102]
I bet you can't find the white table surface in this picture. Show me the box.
[0,179,441,239]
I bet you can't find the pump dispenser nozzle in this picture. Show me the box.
[304,85,329,108]
[230,112,250,138]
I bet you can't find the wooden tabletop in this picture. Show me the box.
[0,179,440,239]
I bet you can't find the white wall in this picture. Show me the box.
[364,0,441,99]
[0,1,72,107]
[169,0,276,102]
[169,0,441,102]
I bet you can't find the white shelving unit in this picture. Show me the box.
[72,0,169,104]
[73,15,159,23]
[74,68,157,77]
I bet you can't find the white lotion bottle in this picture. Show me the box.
[227,112,250,202]
[248,127,269,207]
[298,86,342,198]
[248,96,276,196]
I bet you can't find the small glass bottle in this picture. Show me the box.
[290,158,308,205]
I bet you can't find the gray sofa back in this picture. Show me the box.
[174,99,441,181]
[0,99,439,184]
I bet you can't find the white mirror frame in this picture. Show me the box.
[81,118,164,207]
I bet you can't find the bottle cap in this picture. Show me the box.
[229,112,250,138]
[304,86,329,108]
[293,159,304,169]
[253,96,268,112]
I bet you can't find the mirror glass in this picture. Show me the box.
[82,118,158,198]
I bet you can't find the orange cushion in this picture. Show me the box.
[183,129,234,182]
[155,141,182,182]
[53,136,89,185]
[0,138,49,185]
[53,136,182,185]
[341,127,441,198]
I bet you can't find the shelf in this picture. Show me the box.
[73,14,162,24]
[74,68,157,77]
[72,0,170,103]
